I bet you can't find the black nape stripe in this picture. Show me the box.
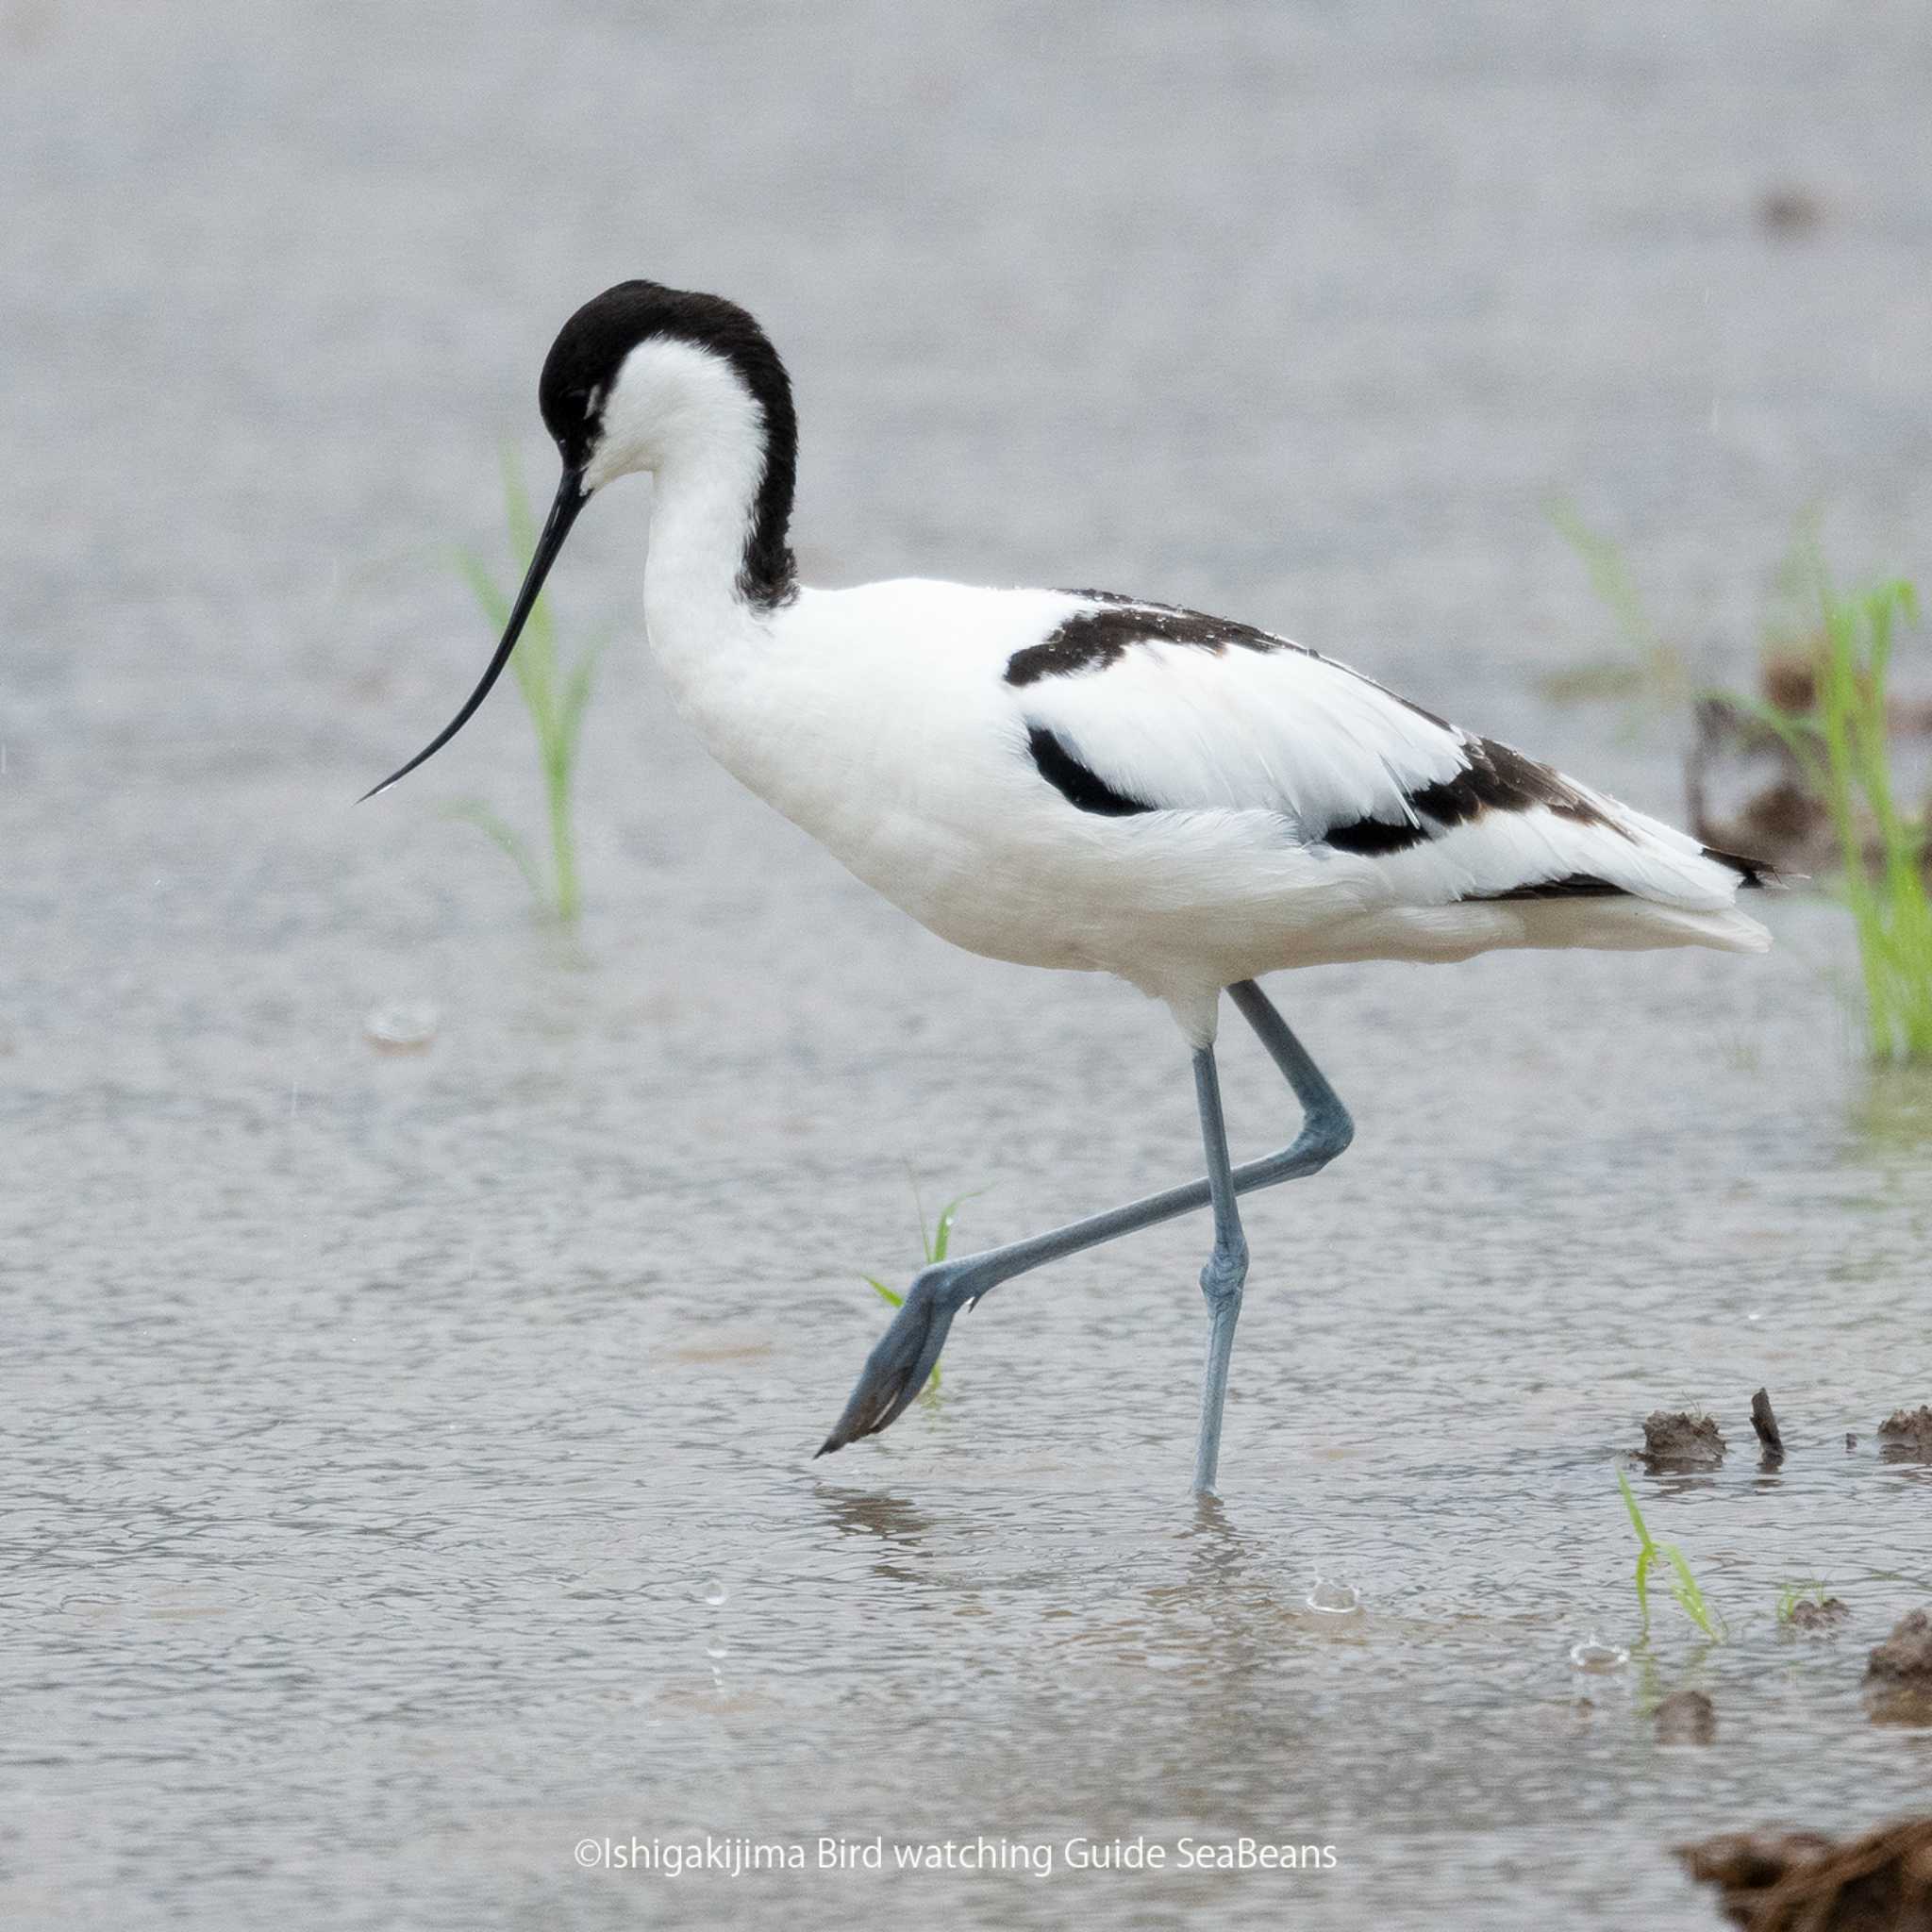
[539,280,799,608]
[1463,873,1626,902]
[1025,725,1155,817]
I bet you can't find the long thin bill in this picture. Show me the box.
[359,466,588,802]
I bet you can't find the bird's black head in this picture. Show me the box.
[361,279,798,803]
[537,280,793,491]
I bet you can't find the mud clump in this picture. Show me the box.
[1866,1610,1932,1724]
[1868,1610,1932,1684]
[1654,1688,1716,1745]
[1877,1407,1932,1464]
[1677,1816,1932,1930]
[1784,1598,1851,1634]
[1641,1410,1726,1472]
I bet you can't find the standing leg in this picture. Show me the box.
[1191,1042,1248,1495]
[817,978,1352,1464]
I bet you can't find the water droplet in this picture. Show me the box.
[705,1638,729,1659]
[1569,1634,1627,1673]
[693,1576,727,1607]
[1305,1577,1360,1614]
[364,1001,440,1054]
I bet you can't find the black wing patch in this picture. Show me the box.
[1007,600,1285,688]
[1025,725,1155,817]
[1321,815,1433,856]
[1009,591,1455,740]
[1012,594,1650,861]
[1462,872,1625,902]
[1320,735,1625,852]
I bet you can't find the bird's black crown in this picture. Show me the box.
[537,280,799,607]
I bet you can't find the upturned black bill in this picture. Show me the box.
[359,465,588,802]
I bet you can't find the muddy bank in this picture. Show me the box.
[1679,1816,1932,1931]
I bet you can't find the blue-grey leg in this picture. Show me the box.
[1191,1042,1246,1496]
[817,978,1353,1480]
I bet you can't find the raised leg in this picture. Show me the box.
[816,978,1353,1466]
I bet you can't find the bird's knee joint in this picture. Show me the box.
[1199,1241,1248,1306]
[913,1257,985,1312]
[1291,1103,1353,1174]
[1319,1106,1355,1162]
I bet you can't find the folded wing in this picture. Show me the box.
[1011,593,1768,912]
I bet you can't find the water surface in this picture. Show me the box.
[5,3,1931,1925]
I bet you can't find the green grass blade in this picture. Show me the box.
[1617,1468,1653,1546]
[455,547,511,632]
[441,800,544,904]
[445,449,604,925]
[1665,1546,1724,1641]
[1618,1469,1724,1641]
[1550,504,1686,712]
[1710,559,1926,1064]
[927,1190,986,1264]
[1697,687,1826,788]
[558,633,611,760]
[1618,1471,1656,1630]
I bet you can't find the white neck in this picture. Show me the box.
[642,455,763,652]
[584,336,786,701]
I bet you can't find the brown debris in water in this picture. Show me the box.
[1677,1816,1932,1931]
[1784,1598,1851,1634]
[1751,1388,1786,1466]
[1866,1612,1932,1728]
[1687,673,1932,882]
[1878,1407,1932,1464]
[1641,1410,1727,1471]
[1655,1688,1717,1746]
[1866,1611,1932,1725]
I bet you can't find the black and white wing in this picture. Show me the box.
[1009,593,1769,909]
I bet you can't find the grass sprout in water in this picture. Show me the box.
[862,1189,982,1398]
[446,451,607,924]
[1556,515,1929,1066]
[1775,1580,1832,1624]
[1618,1470,1727,1642]
[1546,502,1691,718]
[1719,572,1930,1064]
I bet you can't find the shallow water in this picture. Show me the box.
[5,3,1932,1926]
